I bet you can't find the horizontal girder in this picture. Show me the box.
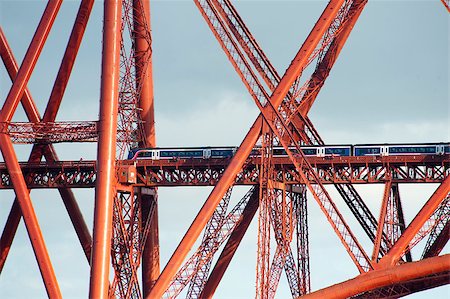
[0,155,447,189]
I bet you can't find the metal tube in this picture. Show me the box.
[133,0,155,147]
[0,27,40,122]
[201,190,259,298]
[372,180,392,260]
[43,0,94,122]
[378,177,450,267]
[0,135,62,298]
[132,0,159,295]
[0,0,62,122]
[0,201,21,273]
[88,0,121,297]
[147,116,263,298]
[142,204,159,296]
[298,0,367,116]
[301,254,450,299]
[268,0,345,111]
[1,23,93,264]
[149,2,345,296]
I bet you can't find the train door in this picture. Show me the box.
[437,145,444,155]
[152,150,160,160]
[381,146,388,156]
[318,147,325,157]
[204,149,211,159]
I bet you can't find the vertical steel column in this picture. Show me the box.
[88,0,121,297]
[133,0,159,295]
[133,0,155,147]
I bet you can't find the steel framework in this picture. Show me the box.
[0,1,448,299]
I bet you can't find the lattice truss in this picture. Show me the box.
[0,1,448,299]
[111,0,156,297]
[148,0,449,298]
[116,0,152,159]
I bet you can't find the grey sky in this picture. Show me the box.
[0,1,449,298]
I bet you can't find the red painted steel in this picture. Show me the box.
[0,2,65,297]
[201,0,372,273]
[379,176,450,268]
[301,254,450,299]
[0,201,20,273]
[0,0,62,122]
[134,0,155,148]
[441,0,450,12]
[88,0,122,297]
[0,135,62,298]
[147,117,261,298]
[372,180,392,260]
[297,0,367,117]
[0,1,448,297]
[149,2,348,297]
[0,155,447,189]
[186,188,233,298]
[209,0,388,262]
[132,0,159,295]
[42,0,94,123]
[200,190,259,298]
[352,271,450,298]
[0,12,94,268]
[0,27,40,121]
[422,205,450,258]
[256,128,274,298]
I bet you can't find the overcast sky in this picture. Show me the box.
[0,1,449,298]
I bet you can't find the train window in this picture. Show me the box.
[354,147,381,156]
[389,146,435,154]
[302,148,316,156]
[325,147,350,156]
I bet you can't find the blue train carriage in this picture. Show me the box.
[272,146,319,157]
[322,145,352,157]
[387,143,447,155]
[272,145,351,157]
[210,147,237,158]
[353,144,386,156]
[127,148,155,160]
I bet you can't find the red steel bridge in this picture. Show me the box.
[0,1,449,298]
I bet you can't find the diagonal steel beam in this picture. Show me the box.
[372,181,392,260]
[200,189,259,298]
[147,2,346,297]
[211,0,384,256]
[378,177,450,268]
[0,2,63,297]
[199,0,371,272]
[210,0,323,145]
[0,136,62,298]
[0,0,62,122]
[0,0,95,269]
[297,0,367,116]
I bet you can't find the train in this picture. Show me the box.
[127,143,449,160]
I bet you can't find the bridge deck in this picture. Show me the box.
[0,155,447,189]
